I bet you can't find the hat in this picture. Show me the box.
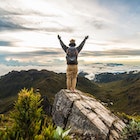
[70,39,75,43]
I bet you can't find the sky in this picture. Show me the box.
[0,0,140,76]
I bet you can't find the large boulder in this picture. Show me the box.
[52,89,126,140]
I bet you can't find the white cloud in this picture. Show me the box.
[0,0,140,69]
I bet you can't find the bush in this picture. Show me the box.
[122,119,140,140]
[11,88,43,139]
[120,113,140,140]
[0,88,71,140]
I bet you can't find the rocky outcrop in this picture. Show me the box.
[52,89,126,140]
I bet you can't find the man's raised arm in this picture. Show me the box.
[57,35,68,52]
[76,36,89,53]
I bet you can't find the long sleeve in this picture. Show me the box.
[76,38,87,53]
[59,39,68,53]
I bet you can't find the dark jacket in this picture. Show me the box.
[59,38,87,65]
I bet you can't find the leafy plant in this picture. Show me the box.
[35,123,56,140]
[0,88,72,140]
[121,119,140,140]
[10,88,43,139]
[53,126,71,140]
[35,124,71,140]
[0,114,4,122]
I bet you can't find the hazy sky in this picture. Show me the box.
[0,0,140,75]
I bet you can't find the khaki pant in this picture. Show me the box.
[66,65,78,90]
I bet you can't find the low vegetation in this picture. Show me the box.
[0,87,140,139]
[120,113,140,140]
[0,88,71,140]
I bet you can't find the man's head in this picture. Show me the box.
[69,39,76,47]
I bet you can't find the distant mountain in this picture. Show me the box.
[0,69,99,113]
[94,71,140,83]
[106,63,123,67]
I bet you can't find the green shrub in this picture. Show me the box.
[34,116,71,140]
[122,119,140,140]
[0,88,72,140]
[120,113,140,140]
[0,114,4,122]
[11,88,43,139]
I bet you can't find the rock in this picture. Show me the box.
[41,95,52,116]
[52,89,126,140]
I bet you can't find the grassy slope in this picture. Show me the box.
[97,78,140,115]
[0,69,99,113]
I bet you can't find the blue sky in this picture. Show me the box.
[0,0,140,75]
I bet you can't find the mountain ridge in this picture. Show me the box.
[0,69,139,115]
[0,69,99,113]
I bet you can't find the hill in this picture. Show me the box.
[0,69,99,113]
[0,69,140,115]
[79,71,140,115]
[94,71,140,83]
[96,75,140,115]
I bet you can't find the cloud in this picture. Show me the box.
[0,41,12,46]
[0,1,74,33]
[0,15,74,34]
[38,27,74,33]
[0,0,140,54]
[81,49,140,57]
[91,19,107,30]
[0,48,65,67]
[106,49,140,56]
[1,48,139,68]
[0,47,140,77]
[0,17,29,31]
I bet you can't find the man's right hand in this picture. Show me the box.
[58,35,61,40]
[85,36,89,40]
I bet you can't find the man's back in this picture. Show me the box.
[66,47,78,65]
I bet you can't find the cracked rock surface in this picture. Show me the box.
[52,89,126,140]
